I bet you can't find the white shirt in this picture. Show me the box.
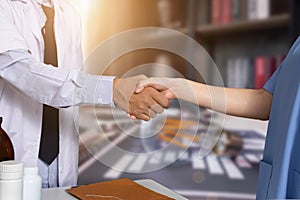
[0,0,115,187]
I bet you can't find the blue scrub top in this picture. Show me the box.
[257,36,300,199]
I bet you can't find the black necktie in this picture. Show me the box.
[38,5,59,165]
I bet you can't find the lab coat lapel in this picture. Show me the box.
[24,0,65,66]
[24,0,45,58]
[53,0,66,69]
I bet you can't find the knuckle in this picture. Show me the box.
[157,108,164,114]
[164,99,170,108]
[149,111,156,118]
[165,102,170,108]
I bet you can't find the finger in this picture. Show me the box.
[135,78,157,93]
[135,86,145,94]
[136,83,168,94]
[136,79,150,88]
[151,91,170,109]
[130,108,151,121]
[135,79,150,93]
[138,113,150,121]
[144,96,164,112]
[130,115,137,120]
[148,109,157,119]
[127,113,137,120]
[150,104,164,114]
[161,90,175,99]
[135,84,161,93]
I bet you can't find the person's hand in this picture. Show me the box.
[135,77,177,99]
[135,77,208,111]
[113,75,170,121]
[129,87,170,120]
[125,77,178,120]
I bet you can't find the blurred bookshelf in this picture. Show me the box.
[196,13,290,37]
[117,0,299,87]
[188,0,299,87]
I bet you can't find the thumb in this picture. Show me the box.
[162,90,175,99]
[136,83,167,93]
[135,86,145,94]
[135,78,169,93]
[135,79,153,93]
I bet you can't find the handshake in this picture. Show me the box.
[113,74,180,121]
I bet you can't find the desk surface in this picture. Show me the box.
[42,179,188,200]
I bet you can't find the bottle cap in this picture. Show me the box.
[24,167,38,175]
[0,161,23,180]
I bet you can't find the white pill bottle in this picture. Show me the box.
[23,167,42,200]
[0,161,24,200]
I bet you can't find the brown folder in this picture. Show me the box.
[66,178,175,200]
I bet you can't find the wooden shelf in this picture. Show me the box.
[171,27,189,34]
[136,27,190,41]
[196,14,291,38]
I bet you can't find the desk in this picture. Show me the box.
[42,179,188,200]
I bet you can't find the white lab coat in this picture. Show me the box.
[0,0,111,187]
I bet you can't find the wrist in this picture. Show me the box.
[172,78,184,91]
[113,77,120,90]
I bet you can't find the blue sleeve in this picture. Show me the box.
[263,65,282,94]
[263,36,300,94]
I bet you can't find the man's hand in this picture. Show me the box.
[128,87,170,120]
[113,75,170,121]
[125,77,177,120]
[135,77,177,99]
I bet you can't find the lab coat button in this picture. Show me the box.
[98,98,103,103]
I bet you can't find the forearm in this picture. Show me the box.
[173,78,272,120]
[221,87,272,120]
[0,50,115,107]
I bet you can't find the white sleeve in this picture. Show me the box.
[0,50,115,107]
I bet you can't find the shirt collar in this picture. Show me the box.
[35,0,52,7]
[37,0,64,12]
[9,0,63,12]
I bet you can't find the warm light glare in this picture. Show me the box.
[68,0,88,17]
[67,0,90,58]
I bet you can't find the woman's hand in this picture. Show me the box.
[135,77,177,99]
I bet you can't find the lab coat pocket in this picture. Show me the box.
[256,160,272,200]
[289,169,300,198]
